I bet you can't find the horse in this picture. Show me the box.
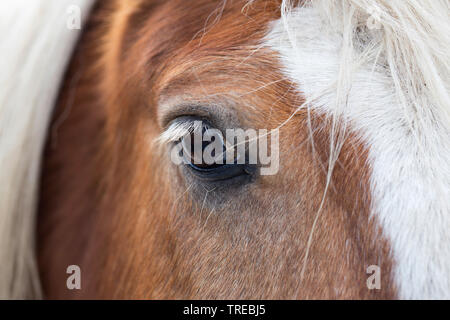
[0,0,449,299]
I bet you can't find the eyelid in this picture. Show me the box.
[158,101,217,130]
[157,94,239,131]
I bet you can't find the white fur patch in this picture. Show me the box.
[265,6,450,299]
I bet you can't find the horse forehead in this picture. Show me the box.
[119,0,296,124]
[265,5,450,299]
[121,0,281,63]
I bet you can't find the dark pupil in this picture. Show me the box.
[182,126,227,170]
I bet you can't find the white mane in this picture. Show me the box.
[0,0,95,299]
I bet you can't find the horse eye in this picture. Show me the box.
[179,123,250,181]
[181,132,225,170]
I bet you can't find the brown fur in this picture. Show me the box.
[38,0,396,299]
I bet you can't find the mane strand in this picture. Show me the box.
[0,0,95,299]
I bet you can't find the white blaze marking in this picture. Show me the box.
[265,7,450,299]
